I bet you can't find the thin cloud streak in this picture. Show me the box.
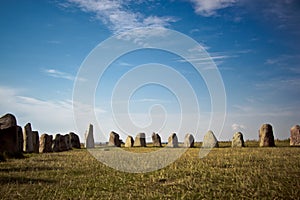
[189,0,238,16]
[45,69,75,81]
[66,0,177,34]
[0,86,106,140]
[44,69,87,82]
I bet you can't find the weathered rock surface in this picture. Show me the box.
[69,132,80,149]
[23,123,34,153]
[125,136,134,147]
[231,132,245,147]
[85,124,94,148]
[0,113,17,129]
[259,124,275,147]
[0,126,19,154]
[52,134,60,152]
[168,133,178,148]
[134,133,146,147]
[60,134,69,151]
[290,125,300,146]
[52,134,70,152]
[202,130,219,148]
[17,126,23,153]
[39,134,53,153]
[0,114,23,156]
[66,134,72,150]
[108,131,121,147]
[32,131,39,153]
[184,133,194,148]
[152,133,162,147]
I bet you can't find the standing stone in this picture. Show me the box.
[290,125,300,146]
[23,123,34,153]
[202,130,219,148]
[152,132,162,147]
[0,114,23,155]
[0,113,17,129]
[259,124,275,147]
[168,133,179,148]
[69,132,81,149]
[32,131,39,153]
[108,131,121,147]
[134,133,146,147]
[232,132,245,147]
[64,134,72,150]
[85,124,95,148]
[39,134,53,153]
[60,134,69,151]
[0,126,19,155]
[125,136,134,147]
[17,126,23,153]
[184,133,194,148]
[52,134,61,152]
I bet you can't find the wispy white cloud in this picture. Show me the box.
[131,98,171,103]
[44,68,86,82]
[189,0,238,16]
[231,123,246,131]
[65,0,177,34]
[44,69,75,80]
[0,86,106,141]
[254,77,300,92]
[0,86,74,133]
[265,54,300,73]
[232,104,253,113]
[177,51,234,69]
[118,61,135,67]
[182,55,231,63]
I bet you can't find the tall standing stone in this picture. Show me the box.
[232,132,245,147]
[69,132,81,149]
[0,113,17,129]
[290,125,300,146]
[52,134,61,152]
[17,126,23,153]
[23,123,34,153]
[85,124,95,148]
[39,134,53,153]
[0,113,23,155]
[59,134,69,151]
[64,134,72,150]
[32,131,39,153]
[259,124,275,147]
[202,130,219,148]
[125,136,134,147]
[108,131,121,147]
[0,126,19,155]
[134,133,146,147]
[168,133,178,148]
[184,133,194,148]
[152,132,162,147]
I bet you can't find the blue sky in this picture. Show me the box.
[1,0,300,142]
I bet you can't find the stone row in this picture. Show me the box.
[92,123,300,148]
[0,113,81,159]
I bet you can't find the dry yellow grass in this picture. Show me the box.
[0,140,299,199]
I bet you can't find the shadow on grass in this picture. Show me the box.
[0,176,56,184]
[0,166,63,172]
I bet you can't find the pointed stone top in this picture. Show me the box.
[85,123,94,148]
[202,130,219,148]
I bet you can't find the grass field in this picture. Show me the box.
[1,140,300,199]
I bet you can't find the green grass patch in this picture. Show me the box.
[1,141,300,199]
